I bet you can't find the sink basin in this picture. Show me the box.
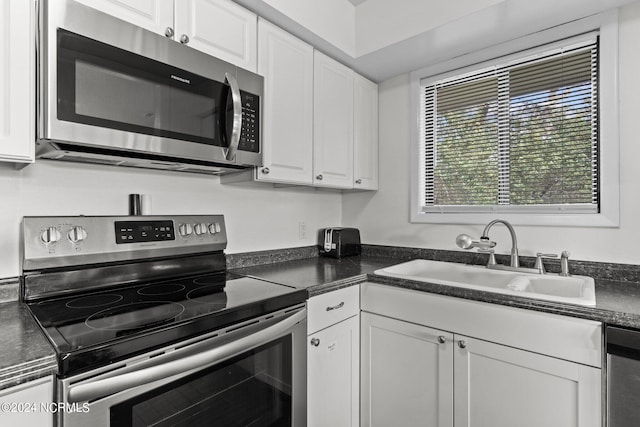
[374,259,595,306]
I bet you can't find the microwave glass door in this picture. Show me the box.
[56,29,233,149]
[110,336,293,427]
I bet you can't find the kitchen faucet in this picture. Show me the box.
[456,219,519,268]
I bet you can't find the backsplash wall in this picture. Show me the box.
[342,2,640,266]
[0,160,341,278]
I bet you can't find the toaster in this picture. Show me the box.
[318,228,361,258]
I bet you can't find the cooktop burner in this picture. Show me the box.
[137,283,186,296]
[85,301,186,331]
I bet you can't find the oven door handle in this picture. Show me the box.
[67,309,305,403]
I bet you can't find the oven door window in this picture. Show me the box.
[110,336,292,427]
[56,29,233,148]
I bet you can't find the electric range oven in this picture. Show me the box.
[21,215,307,427]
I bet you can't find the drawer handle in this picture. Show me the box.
[310,338,320,347]
[326,302,345,311]
[458,340,467,349]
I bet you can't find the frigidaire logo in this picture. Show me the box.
[171,75,190,84]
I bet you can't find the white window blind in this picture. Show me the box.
[420,37,599,214]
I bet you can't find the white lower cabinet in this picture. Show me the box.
[454,335,601,427]
[307,286,360,427]
[361,312,453,427]
[361,282,602,427]
[0,376,54,427]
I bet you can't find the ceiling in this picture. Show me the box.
[236,0,640,82]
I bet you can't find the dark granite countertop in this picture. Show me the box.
[0,301,57,391]
[231,253,640,329]
[231,255,393,297]
[5,246,640,393]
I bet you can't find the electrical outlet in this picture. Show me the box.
[298,221,307,240]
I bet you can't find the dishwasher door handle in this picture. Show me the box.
[67,309,305,403]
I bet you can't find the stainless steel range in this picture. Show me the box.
[21,215,307,426]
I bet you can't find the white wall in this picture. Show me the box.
[0,161,341,278]
[343,2,640,265]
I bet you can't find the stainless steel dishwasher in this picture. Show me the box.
[607,325,640,426]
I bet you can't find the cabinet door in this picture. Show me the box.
[175,0,257,72]
[0,0,35,163]
[308,315,359,427]
[313,51,354,188]
[361,312,454,427]
[256,19,313,185]
[0,376,54,426]
[454,335,601,427]
[353,73,378,190]
[75,0,174,36]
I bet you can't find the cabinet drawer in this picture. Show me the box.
[308,286,359,334]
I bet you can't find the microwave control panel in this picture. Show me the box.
[239,91,260,153]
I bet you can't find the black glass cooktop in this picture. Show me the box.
[27,272,306,377]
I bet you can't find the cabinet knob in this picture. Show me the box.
[438,336,446,344]
[316,174,323,181]
[261,167,270,175]
[180,34,190,44]
[165,27,174,38]
[355,179,362,184]
[310,338,320,347]
[458,340,467,349]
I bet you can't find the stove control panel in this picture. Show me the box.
[115,220,175,244]
[22,215,228,270]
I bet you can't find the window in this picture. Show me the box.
[422,39,598,213]
[410,12,619,227]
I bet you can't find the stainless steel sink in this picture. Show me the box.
[374,259,596,306]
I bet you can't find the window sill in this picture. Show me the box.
[409,211,619,227]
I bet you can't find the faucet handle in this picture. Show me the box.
[534,253,558,274]
[560,251,571,276]
[478,248,497,266]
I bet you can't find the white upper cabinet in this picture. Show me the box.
[75,0,174,36]
[175,0,257,72]
[0,0,35,163]
[353,74,379,190]
[76,0,257,72]
[313,51,354,188]
[255,18,314,185]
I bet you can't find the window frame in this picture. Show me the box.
[409,10,619,227]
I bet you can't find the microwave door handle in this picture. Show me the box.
[224,72,242,162]
[66,309,305,403]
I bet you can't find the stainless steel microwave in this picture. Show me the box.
[37,0,263,175]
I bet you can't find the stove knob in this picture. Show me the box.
[208,223,217,234]
[214,222,222,233]
[67,226,88,243]
[178,223,193,237]
[40,227,61,245]
[194,223,208,236]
